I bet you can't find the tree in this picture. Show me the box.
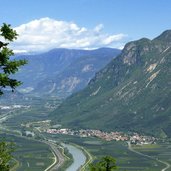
[0,23,27,95]
[89,156,117,171]
[0,23,27,170]
[0,141,15,171]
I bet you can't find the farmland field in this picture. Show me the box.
[43,133,168,171]
[131,141,171,170]
[1,99,171,171]
[0,133,54,171]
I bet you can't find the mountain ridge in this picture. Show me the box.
[50,30,171,138]
[14,47,120,97]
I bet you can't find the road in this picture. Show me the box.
[30,124,65,170]
[128,142,171,171]
[0,107,65,171]
[43,141,65,171]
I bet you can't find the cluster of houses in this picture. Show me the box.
[46,128,156,144]
[0,105,30,110]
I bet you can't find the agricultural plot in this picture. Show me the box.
[0,133,54,171]
[132,141,171,170]
[43,133,166,171]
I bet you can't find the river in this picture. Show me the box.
[63,144,87,171]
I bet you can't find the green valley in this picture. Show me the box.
[1,25,171,171]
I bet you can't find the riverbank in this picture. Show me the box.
[69,143,93,171]
[57,144,74,171]
[62,143,87,171]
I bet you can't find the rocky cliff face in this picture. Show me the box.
[50,30,171,138]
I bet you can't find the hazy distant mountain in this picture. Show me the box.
[14,48,120,97]
[50,30,171,138]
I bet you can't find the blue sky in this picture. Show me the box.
[0,0,171,52]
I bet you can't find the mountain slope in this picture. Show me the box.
[14,48,120,97]
[50,30,171,138]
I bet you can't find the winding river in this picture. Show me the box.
[63,144,87,171]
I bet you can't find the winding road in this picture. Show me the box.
[128,142,171,171]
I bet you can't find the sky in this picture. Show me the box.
[0,0,171,53]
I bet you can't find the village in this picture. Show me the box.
[46,128,156,144]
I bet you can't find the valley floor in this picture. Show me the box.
[128,142,171,171]
[1,100,171,171]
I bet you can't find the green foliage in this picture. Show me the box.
[0,23,27,170]
[0,23,18,41]
[0,23,27,95]
[89,156,117,171]
[0,141,15,171]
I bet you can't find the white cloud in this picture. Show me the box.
[102,34,126,44]
[94,24,104,33]
[11,17,127,52]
